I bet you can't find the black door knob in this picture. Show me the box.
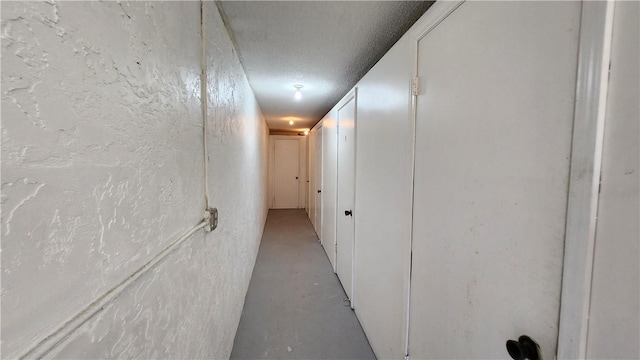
[317,190,322,193]
[344,210,352,216]
[506,335,542,360]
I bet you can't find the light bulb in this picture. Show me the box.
[304,130,309,135]
[289,120,294,125]
[293,84,303,101]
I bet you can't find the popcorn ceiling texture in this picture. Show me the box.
[1,1,268,358]
[217,1,433,131]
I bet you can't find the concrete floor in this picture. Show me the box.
[231,210,376,360]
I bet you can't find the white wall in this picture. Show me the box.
[268,135,307,209]
[1,2,268,358]
[314,1,638,359]
[352,35,413,359]
[586,1,639,358]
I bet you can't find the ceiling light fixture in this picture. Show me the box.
[289,120,294,125]
[293,84,303,101]
[304,130,309,135]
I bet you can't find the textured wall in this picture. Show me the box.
[1,1,267,358]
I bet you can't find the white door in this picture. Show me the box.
[309,132,316,226]
[409,2,580,359]
[314,126,323,238]
[273,139,299,209]
[337,96,356,302]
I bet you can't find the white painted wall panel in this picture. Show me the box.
[321,112,338,270]
[586,2,640,358]
[352,35,413,359]
[1,2,268,358]
[409,2,580,359]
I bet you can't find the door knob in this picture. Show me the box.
[506,335,542,360]
[317,190,322,193]
[344,210,352,216]
[295,176,298,179]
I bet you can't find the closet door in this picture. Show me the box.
[273,139,300,209]
[309,131,316,227]
[409,2,581,359]
[314,126,323,238]
[337,96,356,302]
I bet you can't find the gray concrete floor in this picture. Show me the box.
[231,209,376,360]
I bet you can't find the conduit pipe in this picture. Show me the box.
[21,4,215,358]
[201,0,210,208]
[20,220,208,359]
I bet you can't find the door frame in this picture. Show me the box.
[336,88,357,308]
[556,1,615,358]
[268,135,307,209]
[404,0,615,358]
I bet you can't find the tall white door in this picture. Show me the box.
[314,126,323,238]
[337,96,356,302]
[309,132,316,226]
[409,2,581,359]
[273,139,299,209]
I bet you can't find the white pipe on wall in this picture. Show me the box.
[20,5,216,351]
[21,221,208,359]
[201,0,211,208]
[2,1,265,358]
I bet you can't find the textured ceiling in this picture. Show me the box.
[217,1,433,132]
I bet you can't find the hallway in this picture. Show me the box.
[2,1,638,359]
[231,210,375,360]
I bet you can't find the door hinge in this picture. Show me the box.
[412,77,419,96]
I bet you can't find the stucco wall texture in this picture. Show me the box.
[1,2,268,358]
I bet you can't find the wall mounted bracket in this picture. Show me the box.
[203,207,218,232]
